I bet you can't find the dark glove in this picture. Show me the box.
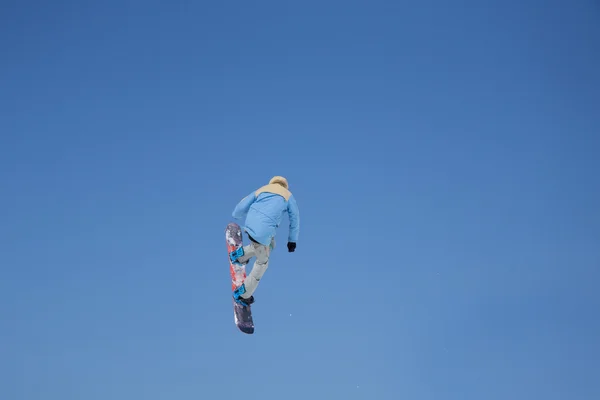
[287,242,296,252]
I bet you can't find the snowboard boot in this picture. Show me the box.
[233,283,254,306]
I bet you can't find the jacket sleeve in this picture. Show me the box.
[232,191,256,220]
[287,195,300,242]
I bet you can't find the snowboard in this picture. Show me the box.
[225,222,255,334]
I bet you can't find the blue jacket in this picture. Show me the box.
[232,183,300,246]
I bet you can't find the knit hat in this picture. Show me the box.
[269,176,289,189]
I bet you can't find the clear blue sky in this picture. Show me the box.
[1,1,599,399]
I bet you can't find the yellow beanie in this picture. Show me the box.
[269,176,289,189]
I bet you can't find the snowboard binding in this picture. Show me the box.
[233,283,254,306]
[229,246,245,266]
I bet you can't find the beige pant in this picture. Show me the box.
[237,237,275,298]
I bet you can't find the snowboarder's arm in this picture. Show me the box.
[287,195,300,242]
[232,192,256,220]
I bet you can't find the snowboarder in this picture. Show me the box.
[230,176,300,306]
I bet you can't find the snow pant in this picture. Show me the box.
[236,235,275,299]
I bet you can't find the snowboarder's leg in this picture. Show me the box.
[238,242,270,299]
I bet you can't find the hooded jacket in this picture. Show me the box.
[232,176,300,246]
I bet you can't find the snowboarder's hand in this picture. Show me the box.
[287,242,296,252]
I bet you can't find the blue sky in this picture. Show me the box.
[1,1,599,399]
